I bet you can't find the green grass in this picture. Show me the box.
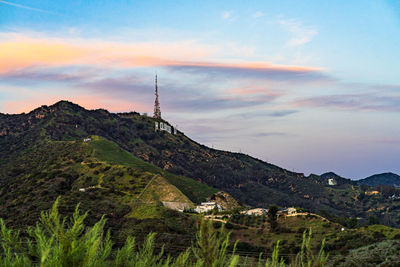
[90,136,158,173]
[127,203,165,219]
[139,176,193,205]
[89,136,217,203]
[162,172,218,204]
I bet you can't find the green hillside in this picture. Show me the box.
[1,101,400,227]
[0,134,219,250]
[0,107,400,266]
[89,136,217,203]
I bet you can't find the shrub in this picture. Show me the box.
[0,199,329,267]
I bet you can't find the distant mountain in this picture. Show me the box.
[1,101,400,227]
[357,172,400,187]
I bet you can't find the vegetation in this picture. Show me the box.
[0,135,213,250]
[0,199,331,266]
[268,205,279,232]
[1,101,400,265]
[328,240,400,266]
[1,101,400,227]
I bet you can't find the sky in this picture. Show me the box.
[1,0,399,179]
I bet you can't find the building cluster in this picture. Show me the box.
[279,207,297,216]
[241,208,268,216]
[239,207,297,216]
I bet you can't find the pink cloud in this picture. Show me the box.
[0,33,322,75]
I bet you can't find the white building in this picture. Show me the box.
[328,178,337,186]
[241,208,268,216]
[194,202,222,213]
[278,207,297,216]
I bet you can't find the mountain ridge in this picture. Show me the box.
[357,172,400,187]
[1,100,400,227]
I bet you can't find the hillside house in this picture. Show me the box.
[194,202,222,213]
[279,207,297,216]
[241,208,268,216]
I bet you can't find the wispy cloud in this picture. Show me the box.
[267,110,298,117]
[0,33,326,83]
[0,66,102,84]
[279,19,317,47]
[0,34,217,73]
[226,110,298,120]
[0,65,284,113]
[0,0,60,15]
[253,132,288,137]
[221,10,236,23]
[166,61,328,82]
[293,94,400,112]
[221,10,232,20]
[0,32,332,115]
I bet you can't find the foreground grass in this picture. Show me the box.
[0,198,328,267]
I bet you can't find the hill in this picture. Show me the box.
[357,172,400,187]
[320,172,355,186]
[0,133,220,249]
[1,101,400,227]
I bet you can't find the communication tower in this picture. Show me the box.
[153,75,161,119]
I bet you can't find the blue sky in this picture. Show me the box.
[1,0,400,179]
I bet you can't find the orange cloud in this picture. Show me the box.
[165,61,322,72]
[0,38,85,73]
[0,34,217,73]
[0,33,322,74]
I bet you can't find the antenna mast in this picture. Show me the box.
[153,75,161,119]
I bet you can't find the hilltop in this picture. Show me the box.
[1,101,400,228]
[320,172,354,184]
[357,172,400,187]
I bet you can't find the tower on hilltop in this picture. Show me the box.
[153,75,161,119]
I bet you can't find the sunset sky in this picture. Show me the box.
[1,0,400,179]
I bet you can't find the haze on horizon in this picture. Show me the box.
[1,0,399,179]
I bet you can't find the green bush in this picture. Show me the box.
[0,199,329,267]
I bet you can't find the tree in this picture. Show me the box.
[268,205,279,232]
